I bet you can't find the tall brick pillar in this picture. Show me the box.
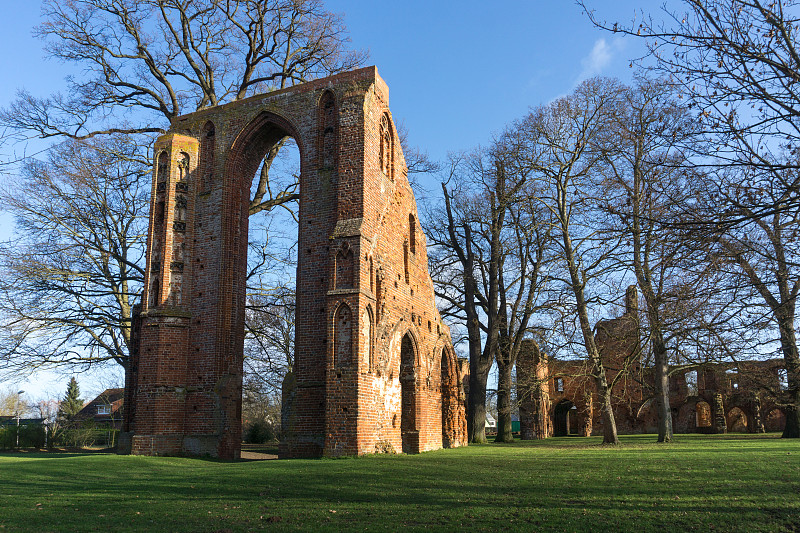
[131,134,199,456]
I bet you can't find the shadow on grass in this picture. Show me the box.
[0,434,797,532]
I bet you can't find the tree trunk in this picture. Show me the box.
[595,372,619,444]
[561,217,620,444]
[467,361,490,444]
[780,319,800,438]
[784,401,799,438]
[653,337,673,443]
[774,301,800,438]
[495,353,514,443]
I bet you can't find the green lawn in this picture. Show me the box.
[1,434,798,532]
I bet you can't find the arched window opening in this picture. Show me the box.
[696,401,712,428]
[379,113,393,179]
[400,333,417,453]
[199,122,215,194]
[334,304,353,367]
[361,307,373,372]
[319,90,338,170]
[686,370,698,396]
[178,152,190,182]
[409,214,416,254]
[157,151,169,182]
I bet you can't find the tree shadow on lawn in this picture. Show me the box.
[1,442,798,532]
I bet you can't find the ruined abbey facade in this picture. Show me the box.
[518,288,788,438]
[121,67,467,459]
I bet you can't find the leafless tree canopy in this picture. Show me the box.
[581,0,800,218]
[0,136,148,374]
[2,0,367,141]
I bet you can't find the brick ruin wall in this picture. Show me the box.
[122,67,467,459]
[518,287,788,437]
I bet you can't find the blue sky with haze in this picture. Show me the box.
[0,1,652,399]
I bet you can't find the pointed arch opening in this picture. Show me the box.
[441,345,459,448]
[334,303,353,368]
[319,90,338,170]
[361,306,374,373]
[400,332,418,453]
[199,121,216,194]
[379,112,394,180]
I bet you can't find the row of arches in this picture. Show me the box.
[331,305,460,452]
[550,396,787,436]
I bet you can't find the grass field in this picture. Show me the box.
[1,434,798,532]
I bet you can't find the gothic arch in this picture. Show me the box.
[318,89,338,170]
[440,343,460,448]
[400,331,418,453]
[361,305,374,372]
[379,111,395,179]
[334,302,354,367]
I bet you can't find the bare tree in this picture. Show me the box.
[599,75,700,442]
[686,163,800,437]
[428,133,551,443]
[0,137,147,374]
[582,0,800,438]
[523,77,626,444]
[430,156,500,444]
[581,0,800,215]
[2,0,367,213]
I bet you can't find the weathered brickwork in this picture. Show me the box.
[518,287,788,437]
[125,67,467,459]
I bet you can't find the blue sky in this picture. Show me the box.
[0,1,650,399]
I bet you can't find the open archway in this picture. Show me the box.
[765,408,786,432]
[553,399,578,436]
[696,401,712,429]
[727,407,749,432]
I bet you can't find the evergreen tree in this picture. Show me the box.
[57,377,83,424]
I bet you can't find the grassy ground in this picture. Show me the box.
[0,434,797,532]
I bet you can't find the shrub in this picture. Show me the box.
[244,419,276,444]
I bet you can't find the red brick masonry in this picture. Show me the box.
[125,67,467,459]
